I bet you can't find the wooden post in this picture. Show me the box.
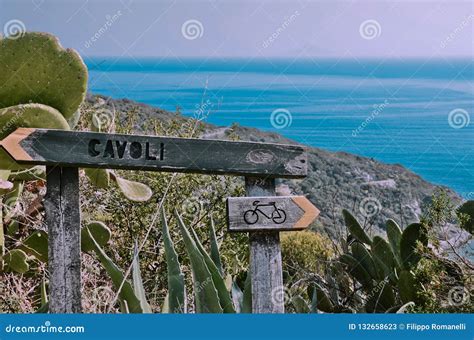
[0,127,310,312]
[45,166,82,313]
[245,177,284,313]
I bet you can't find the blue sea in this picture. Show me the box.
[85,57,473,197]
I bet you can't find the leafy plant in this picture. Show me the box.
[310,209,468,313]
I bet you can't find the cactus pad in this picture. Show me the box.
[4,249,29,273]
[81,221,111,253]
[84,168,110,189]
[0,32,88,120]
[365,283,395,312]
[398,270,416,303]
[350,242,377,279]
[342,209,372,245]
[386,219,403,265]
[0,104,69,170]
[371,236,396,271]
[112,174,153,202]
[400,223,428,269]
[20,230,48,262]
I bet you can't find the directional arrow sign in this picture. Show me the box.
[226,196,320,232]
[0,128,307,178]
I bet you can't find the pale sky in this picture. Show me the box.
[1,0,473,58]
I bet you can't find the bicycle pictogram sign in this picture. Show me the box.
[243,200,287,225]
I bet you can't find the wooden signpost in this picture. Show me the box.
[227,190,319,313]
[0,127,317,314]
[0,128,307,177]
[227,195,319,232]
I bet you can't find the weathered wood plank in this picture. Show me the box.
[245,177,284,313]
[227,195,319,232]
[1,128,307,178]
[45,166,82,313]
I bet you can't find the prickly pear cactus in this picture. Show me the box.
[0,32,88,120]
[0,32,152,202]
[339,210,431,312]
[0,104,69,140]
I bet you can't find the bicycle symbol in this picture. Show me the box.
[243,200,287,225]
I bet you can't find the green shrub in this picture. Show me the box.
[281,231,334,279]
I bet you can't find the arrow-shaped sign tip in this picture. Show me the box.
[292,196,320,229]
[0,128,35,162]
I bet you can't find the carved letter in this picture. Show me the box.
[160,143,165,160]
[145,142,157,160]
[88,139,101,157]
[103,140,115,158]
[130,142,142,159]
[116,141,127,159]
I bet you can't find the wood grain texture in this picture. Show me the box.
[45,166,82,313]
[227,195,319,231]
[3,128,307,178]
[245,177,284,313]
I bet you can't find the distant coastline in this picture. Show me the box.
[86,58,474,197]
[88,93,466,232]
